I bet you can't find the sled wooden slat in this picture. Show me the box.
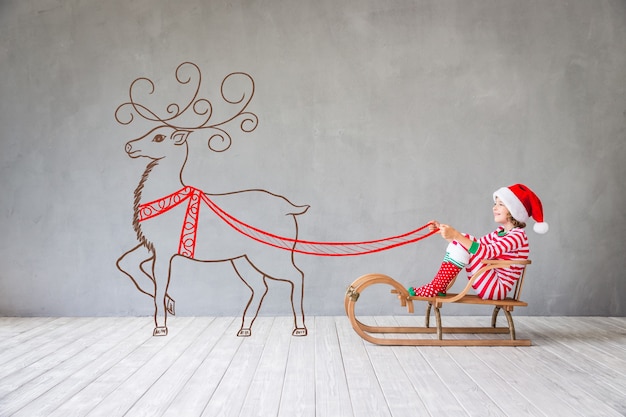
[345,259,532,346]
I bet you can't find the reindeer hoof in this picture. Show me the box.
[166,296,176,316]
[237,328,252,337]
[292,328,307,337]
[153,327,168,336]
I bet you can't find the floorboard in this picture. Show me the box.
[0,316,624,417]
[392,316,467,416]
[200,317,273,417]
[368,316,431,417]
[312,317,353,417]
[160,317,242,417]
[336,316,392,417]
[239,317,291,417]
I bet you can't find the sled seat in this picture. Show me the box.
[344,259,532,346]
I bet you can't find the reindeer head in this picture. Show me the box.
[125,126,192,160]
[116,62,258,154]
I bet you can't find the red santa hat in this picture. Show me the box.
[493,184,548,234]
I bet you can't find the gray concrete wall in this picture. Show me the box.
[1,0,624,318]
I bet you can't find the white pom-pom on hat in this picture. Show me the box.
[494,184,548,234]
[533,221,549,234]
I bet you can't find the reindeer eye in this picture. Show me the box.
[153,134,166,143]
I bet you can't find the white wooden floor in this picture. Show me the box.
[0,316,625,417]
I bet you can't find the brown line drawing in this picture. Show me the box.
[115,63,308,337]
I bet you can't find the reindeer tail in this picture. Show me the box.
[289,204,310,216]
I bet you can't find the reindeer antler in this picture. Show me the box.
[115,62,258,152]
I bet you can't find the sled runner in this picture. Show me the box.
[344,259,532,346]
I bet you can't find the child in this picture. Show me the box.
[409,184,548,300]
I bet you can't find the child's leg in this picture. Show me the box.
[409,241,470,297]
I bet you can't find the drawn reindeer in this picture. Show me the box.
[115,63,308,337]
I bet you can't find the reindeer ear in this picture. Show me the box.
[171,130,192,145]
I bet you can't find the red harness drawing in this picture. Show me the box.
[138,186,437,257]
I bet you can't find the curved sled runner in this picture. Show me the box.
[345,259,532,346]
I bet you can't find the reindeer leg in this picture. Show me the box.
[231,258,268,337]
[284,256,307,336]
[291,271,307,337]
[288,219,307,336]
[117,245,176,316]
[270,274,307,337]
[151,254,175,336]
[117,244,155,297]
[245,257,307,337]
[142,257,176,316]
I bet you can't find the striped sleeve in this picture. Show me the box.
[475,228,529,260]
[466,228,529,278]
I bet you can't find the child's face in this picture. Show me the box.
[493,197,512,226]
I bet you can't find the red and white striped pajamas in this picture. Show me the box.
[461,227,529,300]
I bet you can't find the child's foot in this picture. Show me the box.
[408,283,444,297]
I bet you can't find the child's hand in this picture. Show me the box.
[438,224,459,242]
[429,220,440,232]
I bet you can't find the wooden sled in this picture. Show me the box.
[345,259,532,346]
